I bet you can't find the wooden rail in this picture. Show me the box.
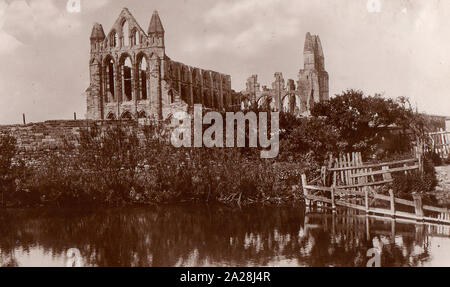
[301,174,450,225]
[327,158,418,172]
[349,165,419,178]
[322,153,421,190]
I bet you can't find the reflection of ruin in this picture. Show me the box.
[86,8,239,121]
[242,33,329,116]
[2,206,449,267]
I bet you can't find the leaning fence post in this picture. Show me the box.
[389,189,396,217]
[412,193,424,221]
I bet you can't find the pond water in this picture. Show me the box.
[0,204,449,267]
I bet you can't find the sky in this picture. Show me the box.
[0,0,449,124]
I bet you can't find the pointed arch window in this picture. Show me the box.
[110,31,118,47]
[104,58,115,102]
[168,90,174,104]
[138,57,148,100]
[122,20,129,47]
[107,113,116,120]
[121,111,133,120]
[131,29,140,46]
[121,56,133,102]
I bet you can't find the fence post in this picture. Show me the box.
[416,137,424,175]
[301,174,309,206]
[412,193,424,221]
[388,189,395,217]
[364,187,370,214]
[22,113,26,125]
[418,154,423,175]
[331,186,336,211]
[321,166,327,186]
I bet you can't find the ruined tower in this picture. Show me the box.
[242,32,329,116]
[297,33,329,109]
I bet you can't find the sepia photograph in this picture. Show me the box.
[0,0,450,272]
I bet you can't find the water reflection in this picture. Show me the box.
[0,205,449,267]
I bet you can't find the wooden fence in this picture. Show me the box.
[428,129,450,159]
[301,175,450,225]
[320,153,422,190]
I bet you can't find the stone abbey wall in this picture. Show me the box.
[87,8,236,122]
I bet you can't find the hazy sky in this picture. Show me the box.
[0,0,449,124]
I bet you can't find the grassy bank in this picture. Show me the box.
[1,124,318,207]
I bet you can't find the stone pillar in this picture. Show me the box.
[121,65,126,103]
[115,62,121,119]
[98,66,104,119]
[133,62,138,117]
[177,68,182,102]
[89,59,103,120]
[155,58,163,120]
[219,75,224,110]
[149,56,159,118]
[210,75,214,109]
[200,72,204,106]
[189,69,194,107]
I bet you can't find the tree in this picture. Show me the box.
[311,90,423,158]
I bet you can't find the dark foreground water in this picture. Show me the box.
[0,204,449,267]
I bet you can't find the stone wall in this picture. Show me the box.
[0,120,140,160]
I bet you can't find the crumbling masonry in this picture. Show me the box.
[242,33,329,116]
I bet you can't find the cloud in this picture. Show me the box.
[0,1,22,53]
[1,0,82,44]
[0,29,22,54]
[82,0,110,11]
[194,0,331,55]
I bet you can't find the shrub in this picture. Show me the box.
[0,133,18,207]
[425,151,442,167]
[390,155,437,198]
[311,90,425,159]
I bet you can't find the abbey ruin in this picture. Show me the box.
[86,8,236,121]
[242,33,329,116]
[86,8,329,120]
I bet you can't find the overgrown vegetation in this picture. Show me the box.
[390,155,438,197]
[0,90,441,207]
[0,133,21,207]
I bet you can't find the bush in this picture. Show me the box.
[14,123,311,207]
[425,151,442,167]
[390,155,437,197]
[0,133,18,206]
[311,90,425,160]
